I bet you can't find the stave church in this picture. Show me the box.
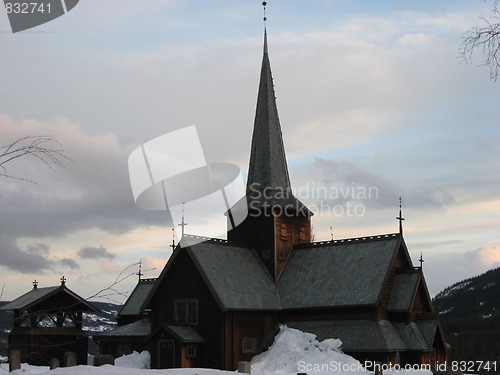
[95,22,448,372]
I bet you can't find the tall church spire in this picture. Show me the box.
[247,29,291,193]
[227,20,312,281]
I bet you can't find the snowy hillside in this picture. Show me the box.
[433,266,499,319]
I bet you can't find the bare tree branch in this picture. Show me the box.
[0,135,72,183]
[86,262,157,304]
[460,0,500,81]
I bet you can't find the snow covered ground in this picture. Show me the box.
[0,326,433,375]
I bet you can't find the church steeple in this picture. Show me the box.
[246,29,291,193]
[228,26,312,281]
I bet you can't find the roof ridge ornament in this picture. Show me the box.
[396,197,405,235]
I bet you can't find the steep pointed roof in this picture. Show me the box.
[247,29,290,192]
[245,30,311,216]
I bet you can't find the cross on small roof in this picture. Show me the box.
[33,280,38,289]
[178,202,188,237]
[60,276,66,285]
[170,228,176,250]
[396,197,405,235]
[137,260,143,281]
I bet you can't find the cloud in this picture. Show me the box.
[78,245,115,260]
[292,157,456,211]
[0,235,80,273]
[424,246,500,296]
[61,258,80,269]
[0,115,168,232]
[476,246,500,265]
[26,243,50,256]
[141,256,167,276]
[0,236,55,273]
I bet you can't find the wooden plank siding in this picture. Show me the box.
[274,214,310,280]
[149,248,224,369]
[224,311,275,370]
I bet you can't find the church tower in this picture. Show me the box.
[228,29,313,281]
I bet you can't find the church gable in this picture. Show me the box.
[410,276,434,316]
[145,235,280,314]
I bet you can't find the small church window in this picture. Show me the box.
[299,226,306,242]
[241,337,257,353]
[187,344,198,357]
[174,299,198,324]
[280,224,288,240]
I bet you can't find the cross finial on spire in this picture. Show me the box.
[137,259,143,281]
[419,252,424,268]
[170,228,176,251]
[60,276,66,286]
[33,280,38,289]
[396,197,405,235]
[262,2,267,25]
[178,202,188,237]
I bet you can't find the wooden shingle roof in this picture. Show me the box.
[0,284,99,313]
[278,234,402,309]
[147,233,406,312]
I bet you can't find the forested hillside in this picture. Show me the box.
[433,267,500,372]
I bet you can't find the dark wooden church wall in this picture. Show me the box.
[149,248,224,369]
[223,311,275,370]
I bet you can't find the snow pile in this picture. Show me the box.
[115,351,150,369]
[0,362,49,373]
[251,325,365,375]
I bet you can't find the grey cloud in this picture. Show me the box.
[0,236,54,273]
[0,236,82,273]
[61,258,80,269]
[298,157,456,210]
[78,245,115,260]
[424,248,500,296]
[26,243,50,255]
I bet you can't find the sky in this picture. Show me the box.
[0,0,499,304]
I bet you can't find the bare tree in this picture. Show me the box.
[460,0,500,81]
[0,135,71,183]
